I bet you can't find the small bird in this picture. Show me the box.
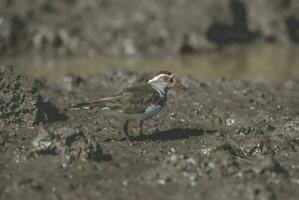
[71,71,186,140]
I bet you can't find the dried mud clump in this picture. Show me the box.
[31,126,105,163]
[0,65,65,127]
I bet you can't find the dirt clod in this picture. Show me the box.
[31,126,105,163]
[0,65,65,127]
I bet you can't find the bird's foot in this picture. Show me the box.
[125,135,131,142]
[124,136,135,146]
[138,128,144,136]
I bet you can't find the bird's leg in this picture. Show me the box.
[138,120,144,135]
[122,120,130,141]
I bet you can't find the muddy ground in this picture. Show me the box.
[0,66,299,200]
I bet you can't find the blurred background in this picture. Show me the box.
[1,0,299,82]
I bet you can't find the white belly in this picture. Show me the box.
[143,104,162,119]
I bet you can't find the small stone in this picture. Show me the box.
[186,157,196,165]
[170,147,175,153]
[122,180,128,186]
[189,181,197,187]
[157,179,166,185]
[225,118,236,126]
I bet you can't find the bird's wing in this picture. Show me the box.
[69,85,162,114]
[103,84,163,114]
[69,100,104,110]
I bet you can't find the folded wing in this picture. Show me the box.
[70,84,162,114]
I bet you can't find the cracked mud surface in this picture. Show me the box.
[1,68,299,200]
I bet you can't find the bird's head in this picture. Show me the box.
[148,71,186,94]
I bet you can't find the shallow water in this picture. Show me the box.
[2,44,299,82]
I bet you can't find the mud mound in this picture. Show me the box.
[31,126,107,164]
[0,65,65,127]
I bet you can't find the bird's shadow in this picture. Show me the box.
[130,128,216,142]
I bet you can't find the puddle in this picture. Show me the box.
[1,44,299,82]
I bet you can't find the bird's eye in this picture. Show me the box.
[161,76,169,82]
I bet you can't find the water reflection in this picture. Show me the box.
[2,44,299,82]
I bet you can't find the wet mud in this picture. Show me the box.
[1,67,299,200]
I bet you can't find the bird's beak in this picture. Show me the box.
[173,80,186,90]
